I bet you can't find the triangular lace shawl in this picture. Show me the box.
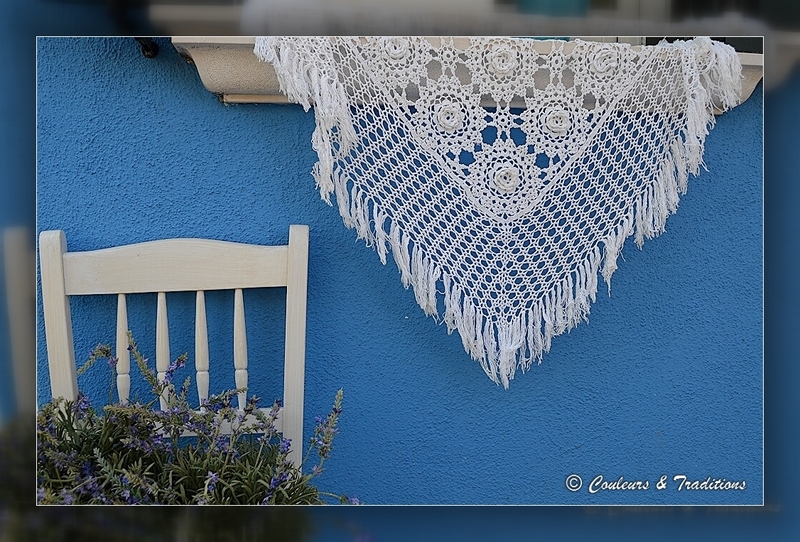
[255,37,742,387]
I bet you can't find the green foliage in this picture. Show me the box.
[36,332,357,505]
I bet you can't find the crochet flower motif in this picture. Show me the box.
[382,37,410,61]
[542,107,571,137]
[465,39,536,105]
[591,49,619,76]
[465,139,544,222]
[493,165,520,194]
[523,84,588,158]
[487,44,518,77]
[528,101,574,153]
[435,101,464,133]
[572,41,633,102]
[367,37,431,100]
[412,75,485,157]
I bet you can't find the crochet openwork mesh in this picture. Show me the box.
[255,37,742,387]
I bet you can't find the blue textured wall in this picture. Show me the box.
[1,0,115,421]
[36,38,762,505]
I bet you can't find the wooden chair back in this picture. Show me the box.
[39,226,309,465]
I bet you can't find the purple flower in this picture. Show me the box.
[279,438,291,454]
[152,434,169,451]
[187,419,208,435]
[347,496,361,505]
[311,390,343,460]
[60,489,74,504]
[206,471,219,493]
[51,449,76,470]
[162,355,188,385]
[267,400,282,423]
[213,435,232,454]
[71,393,91,416]
[268,471,289,491]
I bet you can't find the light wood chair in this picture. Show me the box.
[39,226,309,465]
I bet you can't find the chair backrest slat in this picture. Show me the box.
[116,293,131,404]
[233,288,248,411]
[156,291,171,410]
[62,239,289,295]
[195,290,210,411]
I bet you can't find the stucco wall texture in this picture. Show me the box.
[36,38,762,504]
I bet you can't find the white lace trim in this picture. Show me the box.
[255,37,742,387]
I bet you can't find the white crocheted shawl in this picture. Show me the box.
[255,37,742,387]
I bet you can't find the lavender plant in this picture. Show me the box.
[36,332,356,505]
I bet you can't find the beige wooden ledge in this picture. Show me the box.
[173,37,290,104]
[171,36,763,110]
